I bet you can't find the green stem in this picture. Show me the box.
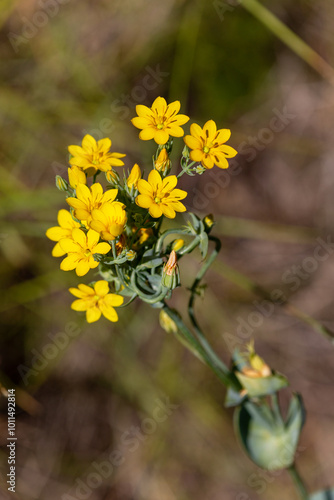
[240,0,334,85]
[288,464,309,500]
[164,304,236,388]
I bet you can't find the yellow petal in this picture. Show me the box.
[71,299,89,311]
[104,293,124,307]
[148,170,162,191]
[94,280,109,297]
[218,145,238,158]
[72,228,87,248]
[154,129,169,145]
[76,183,92,205]
[202,155,214,169]
[60,254,80,271]
[94,242,111,254]
[169,114,189,126]
[76,259,91,276]
[59,238,80,253]
[169,188,187,201]
[139,128,156,141]
[78,283,95,295]
[58,209,77,229]
[52,242,66,257]
[166,125,184,137]
[161,175,178,194]
[165,100,181,118]
[97,137,111,151]
[86,229,99,248]
[100,302,118,322]
[135,104,153,118]
[103,188,118,203]
[137,179,153,196]
[131,117,152,129]
[160,204,176,219]
[168,201,187,212]
[216,128,231,144]
[203,120,217,140]
[82,134,96,151]
[190,123,204,140]
[149,204,163,218]
[86,306,102,323]
[184,135,201,150]
[190,149,204,162]
[136,194,153,209]
[152,96,167,115]
[46,226,69,242]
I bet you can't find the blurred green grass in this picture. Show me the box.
[1,0,334,499]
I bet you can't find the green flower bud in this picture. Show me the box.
[55,175,68,192]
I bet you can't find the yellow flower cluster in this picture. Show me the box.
[47,98,237,324]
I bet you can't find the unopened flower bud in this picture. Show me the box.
[127,163,141,190]
[155,148,171,174]
[159,309,178,334]
[68,166,86,189]
[105,169,118,184]
[172,239,184,252]
[161,250,180,290]
[126,250,136,261]
[203,214,214,231]
[55,175,68,192]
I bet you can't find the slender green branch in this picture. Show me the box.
[288,464,309,500]
[240,0,334,86]
[164,304,236,388]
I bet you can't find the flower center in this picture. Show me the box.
[84,249,91,257]
[93,294,100,301]
[154,197,161,204]
[157,123,164,130]
[203,146,210,154]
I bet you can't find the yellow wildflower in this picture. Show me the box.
[59,228,111,276]
[69,281,124,323]
[154,148,171,174]
[136,170,187,218]
[184,120,237,169]
[46,209,81,257]
[90,202,127,241]
[68,166,86,189]
[131,97,189,145]
[68,134,126,176]
[127,164,141,189]
[66,183,118,223]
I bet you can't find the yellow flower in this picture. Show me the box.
[131,97,189,145]
[68,134,126,176]
[66,183,118,223]
[46,209,81,257]
[127,164,141,189]
[59,228,111,276]
[184,120,237,169]
[69,280,124,323]
[68,166,86,189]
[90,202,127,241]
[154,148,171,174]
[136,170,187,218]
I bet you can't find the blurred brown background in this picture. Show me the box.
[1,0,334,498]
